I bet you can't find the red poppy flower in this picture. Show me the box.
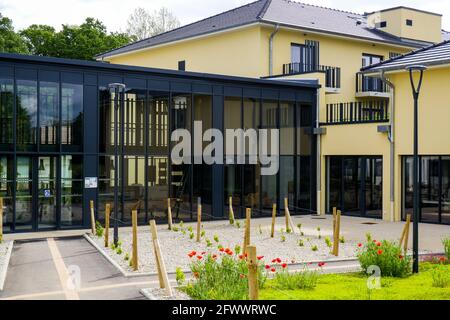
[224,248,231,253]
[257,256,264,260]
[219,248,225,252]
[194,272,199,278]
[227,251,233,256]
[318,262,325,267]
[276,258,282,263]
[238,255,244,260]
[239,274,246,279]
[377,250,383,255]
[188,253,194,258]
[197,255,203,260]
[212,254,218,259]
[376,242,382,247]
[399,255,404,260]
[358,243,363,247]
[439,257,446,262]
[201,251,206,255]
[191,251,197,255]
[281,263,287,269]
[271,268,276,273]
[271,259,277,263]
[265,265,270,270]
[373,240,377,243]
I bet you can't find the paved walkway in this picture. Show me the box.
[0,237,173,300]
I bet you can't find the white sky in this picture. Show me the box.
[1,0,450,32]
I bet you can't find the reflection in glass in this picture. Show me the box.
[0,79,14,150]
[98,156,120,222]
[280,156,294,209]
[420,157,440,223]
[123,156,145,223]
[0,156,13,232]
[15,157,33,230]
[61,155,83,227]
[224,163,242,218]
[16,80,37,150]
[147,157,169,222]
[38,157,57,229]
[62,83,83,149]
[280,102,295,155]
[243,163,261,217]
[124,90,146,154]
[149,92,169,155]
[441,158,450,224]
[39,82,59,147]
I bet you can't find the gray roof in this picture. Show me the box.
[97,0,444,59]
[361,40,450,73]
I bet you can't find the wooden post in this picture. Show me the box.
[270,203,276,238]
[131,209,138,271]
[196,203,202,243]
[243,208,251,254]
[89,200,96,235]
[247,245,259,300]
[400,214,411,247]
[332,207,337,255]
[167,198,173,230]
[150,220,173,297]
[0,198,3,243]
[229,196,235,225]
[333,210,342,256]
[284,198,295,232]
[402,214,411,253]
[104,203,110,248]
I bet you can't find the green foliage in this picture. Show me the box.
[176,267,186,286]
[324,237,332,248]
[281,234,286,242]
[357,240,411,278]
[234,245,241,255]
[183,253,266,300]
[172,226,179,232]
[273,268,319,290]
[286,228,292,234]
[431,264,450,288]
[213,234,220,243]
[187,226,193,233]
[298,240,304,247]
[235,221,241,229]
[365,233,372,242]
[311,245,318,252]
[20,18,132,60]
[205,239,212,247]
[116,247,123,255]
[258,225,263,235]
[179,221,184,228]
[124,253,130,261]
[0,14,29,54]
[200,230,205,238]
[95,221,104,237]
[340,236,346,244]
[297,223,302,231]
[189,232,194,240]
[443,238,450,260]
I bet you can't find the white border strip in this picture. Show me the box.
[0,241,14,291]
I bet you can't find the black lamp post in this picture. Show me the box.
[406,65,426,274]
[108,83,126,246]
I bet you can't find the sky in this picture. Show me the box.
[1,0,450,32]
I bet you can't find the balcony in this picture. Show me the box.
[356,72,390,98]
[324,100,389,125]
[283,63,341,92]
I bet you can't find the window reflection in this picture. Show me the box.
[39,82,59,149]
[0,156,13,232]
[62,83,83,150]
[0,79,13,151]
[16,80,37,151]
[61,155,83,227]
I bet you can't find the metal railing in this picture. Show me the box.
[356,72,389,94]
[325,100,389,125]
[282,63,341,89]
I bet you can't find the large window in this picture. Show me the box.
[403,156,450,225]
[62,83,83,151]
[0,79,13,151]
[16,80,38,151]
[61,155,83,227]
[0,156,13,232]
[39,82,59,149]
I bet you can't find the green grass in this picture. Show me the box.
[260,263,450,300]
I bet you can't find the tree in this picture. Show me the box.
[126,7,180,41]
[21,18,132,60]
[0,14,28,54]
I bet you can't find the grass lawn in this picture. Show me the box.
[260,264,450,300]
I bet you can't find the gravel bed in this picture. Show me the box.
[89,218,358,275]
[140,288,191,300]
[0,241,12,289]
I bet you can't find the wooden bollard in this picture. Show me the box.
[167,198,173,230]
[400,214,412,253]
[196,203,202,243]
[90,200,96,235]
[332,207,337,254]
[229,196,235,225]
[0,198,3,243]
[104,203,111,247]
[333,210,342,256]
[131,209,138,271]
[270,203,276,238]
[247,245,259,300]
[284,198,294,232]
[150,220,173,296]
[243,208,251,254]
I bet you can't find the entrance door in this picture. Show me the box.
[15,156,57,231]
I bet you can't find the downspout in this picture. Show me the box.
[316,89,321,216]
[379,71,396,222]
[269,24,280,76]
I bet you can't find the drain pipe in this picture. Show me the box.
[269,24,280,76]
[315,89,322,216]
[379,71,396,222]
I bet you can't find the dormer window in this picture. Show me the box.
[379,21,387,28]
[406,19,413,26]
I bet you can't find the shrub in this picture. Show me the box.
[431,264,450,288]
[235,221,241,229]
[176,267,186,286]
[172,226,180,232]
[311,245,318,252]
[206,239,212,247]
[95,221,104,237]
[340,236,346,244]
[298,240,304,247]
[324,237,332,248]
[116,247,123,255]
[187,226,193,233]
[234,245,241,255]
[201,230,206,238]
[179,221,184,228]
[273,267,319,290]
[443,238,450,260]
[189,232,194,240]
[281,234,286,242]
[357,240,411,278]
[213,234,220,243]
[124,253,130,261]
[183,251,266,300]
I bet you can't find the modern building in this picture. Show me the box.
[96,0,450,224]
[0,53,318,233]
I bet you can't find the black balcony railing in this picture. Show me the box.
[356,72,389,94]
[325,100,389,125]
[282,63,341,89]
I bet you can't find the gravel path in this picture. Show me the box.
[0,241,12,290]
[89,218,358,274]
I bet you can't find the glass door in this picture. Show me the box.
[15,157,33,231]
[37,156,57,229]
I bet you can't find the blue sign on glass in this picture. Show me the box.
[44,189,51,198]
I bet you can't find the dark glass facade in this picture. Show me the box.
[0,54,317,233]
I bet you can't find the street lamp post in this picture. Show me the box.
[406,65,426,274]
[109,83,126,246]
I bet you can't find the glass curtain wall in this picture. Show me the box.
[297,104,312,213]
[279,102,295,211]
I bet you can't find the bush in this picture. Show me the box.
[443,238,450,260]
[176,267,186,286]
[431,264,450,288]
[357,240,411,278]
[183,250,266,300]
[273,267,319,290]
[95,221,104,237]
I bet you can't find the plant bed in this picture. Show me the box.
[88,219,358,275]
[140,288,191,300]
[260,263,450,300]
